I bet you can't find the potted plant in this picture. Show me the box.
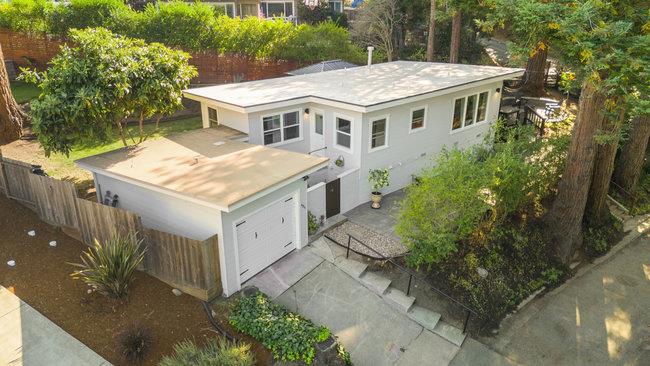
[368,168,389,209]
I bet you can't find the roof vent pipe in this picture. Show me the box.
[367,46,374,69]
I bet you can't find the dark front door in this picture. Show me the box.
[325,178,340,218]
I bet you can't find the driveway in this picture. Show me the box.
[0,286,110,366]
[482,234,650,365]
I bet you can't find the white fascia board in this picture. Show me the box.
[184,70,524,115]
[227,159,329,212]
[182,92,248,114]
[363,71,525,113]
[75,161,228,212]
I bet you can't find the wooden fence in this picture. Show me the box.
[0,152,222,300]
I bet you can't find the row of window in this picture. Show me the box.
[452,91,489,131]
[209,1,343,19]
[211,89,489,151]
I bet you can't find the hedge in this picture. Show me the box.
[0,0,366,63]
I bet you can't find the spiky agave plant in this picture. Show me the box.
[70,232,146,298]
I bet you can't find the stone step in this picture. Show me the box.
[407,306,441,333]
[333,257,368,278]
[433,320,467,347]
[358,271,392,294]
[383,287,416,312]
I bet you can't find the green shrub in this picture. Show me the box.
[0,0,364,63]
[48,0,130,35]
[70,232,146,298]
[116,323,153,363]
[229,291,331,364]
[584,212,623,259]
[307,211,319,236]
[396,126,569,267]
[159,339,255,366]
[0,0,52,33]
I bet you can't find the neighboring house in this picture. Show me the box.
[200,0,345,20]
[286,60,358,76]
[183,61,524,220]
[76,128,327,297]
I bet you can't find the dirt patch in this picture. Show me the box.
[0,195,272,365]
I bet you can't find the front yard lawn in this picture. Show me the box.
[10,80,40,104]
[1,116,202,194]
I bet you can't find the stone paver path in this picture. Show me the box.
[482,234,650,365]
[0,286,110,366]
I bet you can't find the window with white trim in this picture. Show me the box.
[210,2,236,17]
[370,117,387,150]
[336,116,352,149]
[410,107,426,131]
[464,94,477,127]
[452,91,489,131]
[329,0,343,13]
[260,1,293,18]
[208,107,219,127]
[476,91,489,122]
[314,113,323,135]
[239,3,258,17]
[263,111,300,145]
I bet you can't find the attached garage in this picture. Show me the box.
[236,194,296,282]
[76,128,328,297]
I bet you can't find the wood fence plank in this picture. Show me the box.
[29,175,80,229]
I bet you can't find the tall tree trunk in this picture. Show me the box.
[613,115,650,193]
[426,0,436,62]
[449,10,461,63]
[585,106,626,225]
[521,41,548,96]
[546,80,607,264]
[0,44,26,143]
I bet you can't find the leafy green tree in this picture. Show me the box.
[541,0,650,261]
[21,28,197,155]
[479,0,562,94]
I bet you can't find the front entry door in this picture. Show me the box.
[325,178,340,218]
[310,111,325,155]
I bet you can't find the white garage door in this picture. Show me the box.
[236,195,296,283]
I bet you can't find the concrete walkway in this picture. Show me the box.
[276,260,460,366]
[482,234,650,365]
[0,286,110,366]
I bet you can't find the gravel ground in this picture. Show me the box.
[325,221,408,259]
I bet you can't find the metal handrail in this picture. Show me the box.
[324,233,480,333]
[308,146,327,154]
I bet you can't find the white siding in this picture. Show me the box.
[307,182,326,223]
[94,173,221,241]
[219,179,308,296]
[358,81,503,202]
[201,102,250,133]
[338,168,360,214]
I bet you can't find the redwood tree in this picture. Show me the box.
[449,9,461,63]
[546,80,607,262]
[613,115,650,193]
[0,44,26,142]
[426,0,436,62]
[585,104,626,224]
[521,41,548,95]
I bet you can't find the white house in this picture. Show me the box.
[183,61,524,221]
[76,128,328,297]
[77,61,522,298]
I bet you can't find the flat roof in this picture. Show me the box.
[184,61,524,111]
[76,128,328,211]
[286,60,359,76]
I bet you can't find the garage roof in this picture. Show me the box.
[184,61,524,111]
[76,128,328,211]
